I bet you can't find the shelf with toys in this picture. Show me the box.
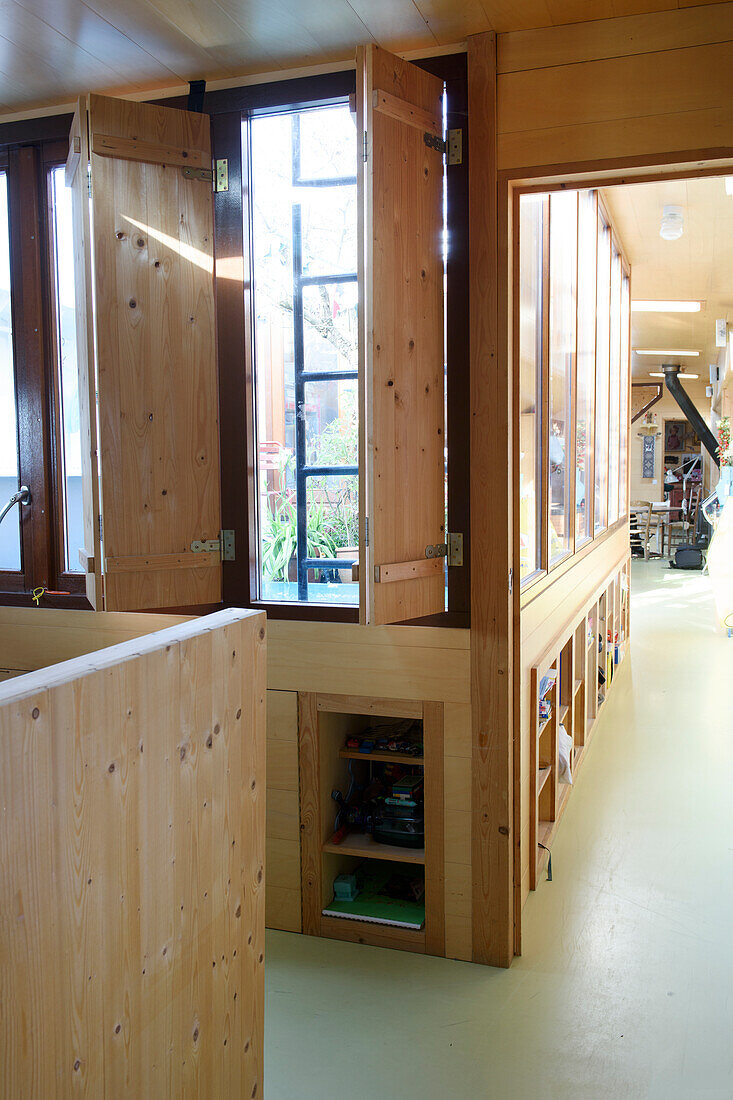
[298,693,445,955]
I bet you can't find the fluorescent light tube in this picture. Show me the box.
[634,349,700,357]
[631,300,702,313]
[648,372,699,379]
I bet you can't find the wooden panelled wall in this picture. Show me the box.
[495,2,733,173]
[0,608,266,1097]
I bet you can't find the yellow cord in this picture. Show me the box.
[32,587,45,606]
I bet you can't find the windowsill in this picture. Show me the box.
[260,579,358,607]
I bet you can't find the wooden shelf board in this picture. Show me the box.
[537,820,554,847]
[338,749,424,765]
[558,704,569,725]
[573,678,583,696]
[322,834,425,865]
[538,765,551,794]
[320,914,426,953]
[538,715,551,737]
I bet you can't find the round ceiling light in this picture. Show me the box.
[660,205,684,241]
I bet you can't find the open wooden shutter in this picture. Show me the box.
[68,94,221,611]
[357,46,446,625]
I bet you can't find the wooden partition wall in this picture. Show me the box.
[0,608,265,1097]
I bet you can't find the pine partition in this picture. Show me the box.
[0,608,266,1097]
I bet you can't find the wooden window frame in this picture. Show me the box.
[209,56,471,625]
[515,183,631,598]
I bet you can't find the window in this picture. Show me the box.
[0,171,20,572]
[248,103,359,606]
[518,193,545,579]
[608,247,622,525]
[515,186,631,591]
[594,216,611,534]
[548,190,577,563]
[575,190,597,546]
[49,165,83,575]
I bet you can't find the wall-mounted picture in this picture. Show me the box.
[664,420,685,451]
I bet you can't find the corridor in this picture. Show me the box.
[264,561,733,1099]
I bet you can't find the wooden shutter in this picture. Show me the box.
[357,46,446,625]
[67,94,221,611]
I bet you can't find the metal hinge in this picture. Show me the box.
[364,516,369,547]
[190,529,235,560]
[215,158,228,192]
[87,166,92,198]
[98,513,103,542]
[182,166,213,183]
[447,128,463,166]
[425,532,463,567]
[362,131,368,162]
[423,129,463,165]
[509,567,513,594]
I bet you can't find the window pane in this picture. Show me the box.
[548,191,577,563]
[575,190,596,545]
[594,219,611,533]
[250,103,358,605]
[518,193,545,580]
[0,172,20,571]
[608,248,622,525]
[50,166,83,572]
[618,271,630,518]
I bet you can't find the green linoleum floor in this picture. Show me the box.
[265,561,733,1100]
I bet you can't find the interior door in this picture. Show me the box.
[67,94,221,611]
[357,46,446,625]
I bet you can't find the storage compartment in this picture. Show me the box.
[298,693,445,955]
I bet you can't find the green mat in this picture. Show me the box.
[322,861,425,930]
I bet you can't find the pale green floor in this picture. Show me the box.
[264,561,733,1099]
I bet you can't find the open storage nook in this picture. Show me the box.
[529,558,630,889]
[298,693,445,955]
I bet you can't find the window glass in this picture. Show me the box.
[249,104,358,604]
[618,271,630,518]
[50,166,83,572]
[575,190,596,545]
[608,247,622,525]
[594,218,611,533]
[548,191,577,563]
[0,172,20,571]
[518,193,545,580]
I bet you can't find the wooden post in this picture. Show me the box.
[467,31,515,968]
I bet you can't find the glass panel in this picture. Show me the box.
[250,103,358,605]
[618,271,630,518]
[0,172,20,572]
[518,193,545,580]
[575,190,596,545]
[608,248,622,525]
[302,282,358,373]
[548,191,577,563]
[594,218,611,533]
[50,166,83,572]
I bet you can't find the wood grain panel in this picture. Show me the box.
[0,608,265,1098]
[85,93,221,611]
[423,700,445,956]
[297,692,321,935]
[358,44,446,623]
[497,2,733,73]
[468,31,514,968]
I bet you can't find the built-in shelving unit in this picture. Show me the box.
[529,558,630,889]
[298,692,445,956]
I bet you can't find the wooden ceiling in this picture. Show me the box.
[602,175,733,381]
[0,0,729,117]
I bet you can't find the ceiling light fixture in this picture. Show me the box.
[725,177,733,196]
[634,348,700,357]
[660,204,684,240]
[631,300,702,313]
[649,372,699,379]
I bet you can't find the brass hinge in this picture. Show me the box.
[190,530,235,560]
[362,131,368,162]
[425,532,463,567]
[215,158,228,192]
[181,166,213,183]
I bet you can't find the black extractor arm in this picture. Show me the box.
[663,364,719,469]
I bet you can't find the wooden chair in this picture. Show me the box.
[630,500,657,560]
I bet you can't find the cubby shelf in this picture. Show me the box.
[322,834,425,865]
[558,704,569,725]
[573,679,583,696]
[338,749,424,765]
[538,766,551,794]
